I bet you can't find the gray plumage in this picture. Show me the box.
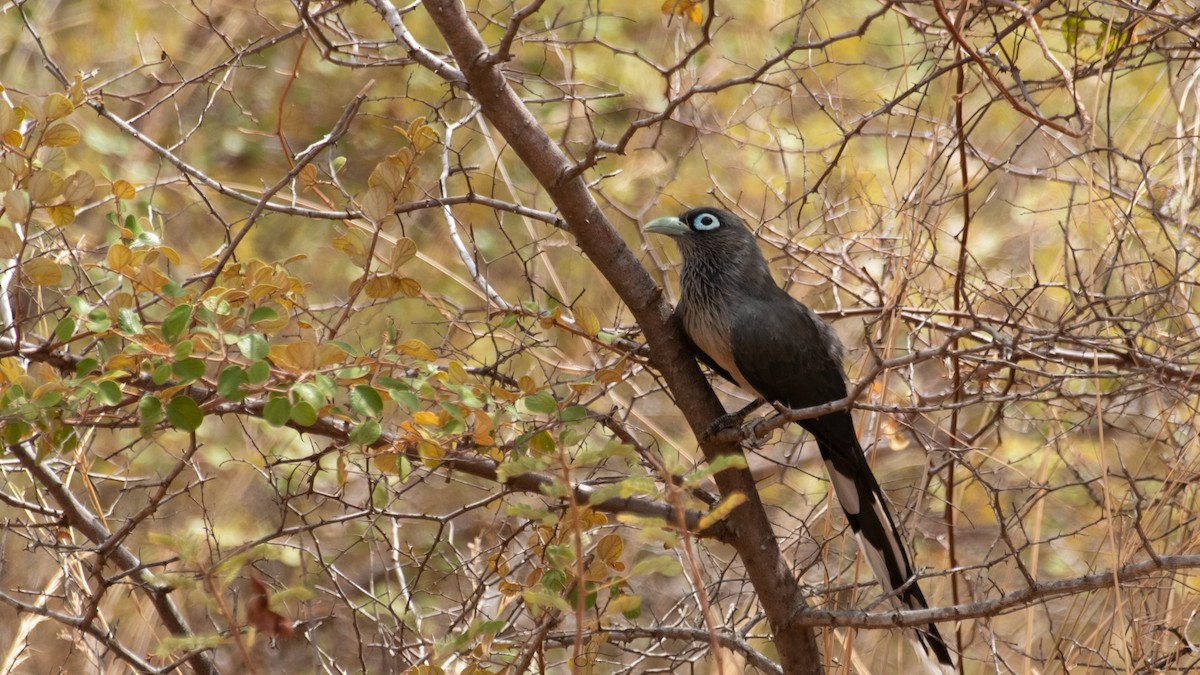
[645,207,954,674]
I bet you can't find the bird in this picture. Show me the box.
[644,206,955,674]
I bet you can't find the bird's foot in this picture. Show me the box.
[700,399,765,445]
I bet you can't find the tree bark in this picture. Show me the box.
[418,1,824,672]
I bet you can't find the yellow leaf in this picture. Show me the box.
[399,338,437,361]
[517,375,536,394]
[413,126,439,151]
[3,190,29,223]
[447,361,469,385]
[358,186,393,223]
[0,104,14,133]
[317,343,346,367]
[412,410,441,426]
[487,553,509,576]
[157,246,182,266]
[374,452,398,474]
[391,237,417,269]
[605,594,641,616]
[699,492,748,531]
[42,122,79,147]
[363,275,403,299]
[596,367,625,384]
[106,353,137,373]
[43,93,73,121]
[111,179,136,200]
[417,439,444,468]
[395,276,421,297]
[48,204,74,227]
[369,161,406,197]
[574,306,601,337]
[3,129,23,147]
[23,257,62,286]
[472,409,494,445]
[286,341,319,371]
[687,3,703,23]
[61,170,95,204]
[27,170,63,203]
[595,534,624,563]
[539,306,562,328]
[107,242,132,272]
[69,77,86,105]
[0,226,20,258]
[331,234,364,255]
[298,164,318,190]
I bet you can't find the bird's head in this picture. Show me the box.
[643,207,764,266]
[643,207,747,240]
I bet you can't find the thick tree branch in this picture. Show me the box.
[415,1,824,672]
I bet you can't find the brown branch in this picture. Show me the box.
[545,625,782,674]
[6,441,219,675]
[791,555,1200,629]
[414,1,824,672]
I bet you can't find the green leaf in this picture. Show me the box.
[139,395,163,422]
[117,307,144,334]
[349,419,381,445]
[85,308,110,332]
[173,340,193,360]
[139,395,163,436]
[522,589,571,613]
[289,401,317,426]
[4,421,30,445]
[216,366,248,400]
[349,385,383,418]
[607,593,642,619]
[392,389,420,412]
[683,453,748,485]
[247,306,278,324]
[522,390,558,414]
[75,357,98,376]
[529,430,556,455]
[630,555,682,578]
[34,389,63,408]
[53,316,75,342]
[237,333,269,361]
[96,380,122,406]
[152,362,172,385]
[246,360,270,384]
[171,358,205,383]
[166,395,204,432]
[290,382,325,409]
[66,295,91,315]
[560,404,588,422]
[263,396,291,427]
[162,304,193,344]
[336,366,371,380]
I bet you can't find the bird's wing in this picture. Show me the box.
[726,293,956,673]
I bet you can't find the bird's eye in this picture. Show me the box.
[692,213,721,231]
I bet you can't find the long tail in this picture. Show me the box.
[813,425,955,674]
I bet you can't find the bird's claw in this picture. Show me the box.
[701,410,749,445]
[699,399,766,446]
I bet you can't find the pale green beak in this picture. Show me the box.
[643,216,689,237]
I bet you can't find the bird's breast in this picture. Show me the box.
[680,300,758,396]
